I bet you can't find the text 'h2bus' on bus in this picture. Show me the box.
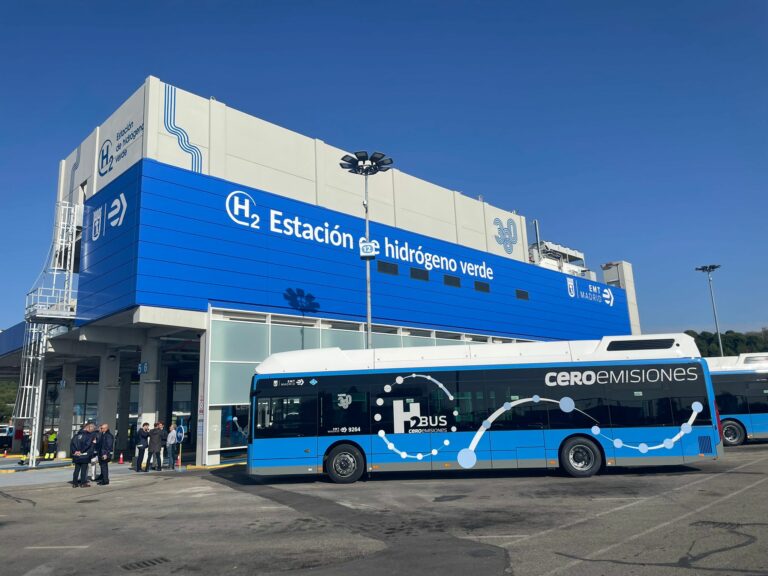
[247,333,723,483]
[706,353,768,447]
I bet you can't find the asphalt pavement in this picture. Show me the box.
[1,444,767,576]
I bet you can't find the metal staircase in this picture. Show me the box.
[13,201,79,467]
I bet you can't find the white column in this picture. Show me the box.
[56,364,77,458]
[195,330,208,466]
[138,338,159,426]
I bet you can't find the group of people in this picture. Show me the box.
[134,421,179,472]
[70,422,114,488]
[69,420,182,487]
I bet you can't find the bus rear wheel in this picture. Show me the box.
[722,420,746,447]
[326,444,364,484]
[560,437,602,478]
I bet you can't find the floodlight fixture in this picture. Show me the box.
[695,264,724,356]
[339,150,395,349]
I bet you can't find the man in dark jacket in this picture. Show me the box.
[148,422,164,471]
[96,423,114,485]
[70,422,97,487]
[135,422,150,472]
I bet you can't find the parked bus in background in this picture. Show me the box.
[249,334,721,483]
[706,353,768,446]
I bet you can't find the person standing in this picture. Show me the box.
[46,429,57,460]
[88,425,102,482]
[135,422,150,472]
[148,422,163,471]
[70,423,96,487]
[96,423,114,485]
[166,423,178,470]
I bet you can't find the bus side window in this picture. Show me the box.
[428,371,458,429]
[254,395,318,438]
[607,381,675,427]
[669,371,712,425]
[747,379,768,414]
[454,370,488,431]
[484,371,548,431]
[714,376,750,415]
[320,387,369,435]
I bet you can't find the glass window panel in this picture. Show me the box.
[220,405,250,448]
[271,324,321,354]
[713,375,750,414]
[747,378,768,414]
[322,328,364,350]
[454,370,489,431]
[484,370,550,430]
[402,336,435,348]
[172,383,193,414]
[320,388,369,435]
[372,333,402,349]
[254,396,318,438]
[210,320,269,363]
[608,381,675,427]
[209,362,257,405]
[434,338,465,347]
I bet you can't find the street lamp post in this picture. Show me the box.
[695,264,724,357]
[339,151,393,349]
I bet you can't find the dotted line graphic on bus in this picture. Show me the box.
[457,395,589,469]
[590,401,704,453]
[375,374,705,469]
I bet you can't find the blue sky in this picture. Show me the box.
[0,1,765,333]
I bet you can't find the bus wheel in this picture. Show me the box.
[560,437,602,478]
[722,421,746,447]
[326,444,364,484]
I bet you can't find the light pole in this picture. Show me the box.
[339,151,393,349]
[695,264,724,357]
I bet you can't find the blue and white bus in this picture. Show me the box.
[248,334,722,483]
[706,354,768,446]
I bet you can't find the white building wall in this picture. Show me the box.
[106,76,531,263]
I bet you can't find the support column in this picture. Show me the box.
[117,369,132,452]
[157,364,169,424]
[195,330,208,466]
[97,349,120,430]
[57,364,77,458]
[138,338,159,426]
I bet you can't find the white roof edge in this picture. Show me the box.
[256,333,701,376]
[705,352,768,372]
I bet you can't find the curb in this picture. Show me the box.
[0,462,74,473]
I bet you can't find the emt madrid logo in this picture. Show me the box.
[566,277,614,307]
[91,193,127,242]
[493,217,518,254]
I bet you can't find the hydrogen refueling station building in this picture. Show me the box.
[0,77,640,466]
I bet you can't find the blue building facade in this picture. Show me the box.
[79,159,630,340]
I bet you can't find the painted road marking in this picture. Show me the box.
[542,475,768,576]
[25,546,90,550]
[508,455,768,546]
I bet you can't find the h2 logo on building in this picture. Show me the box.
[226,191,261,229]
[98,140,114,177]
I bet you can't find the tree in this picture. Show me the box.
[0,380,17,424]
[685,329,768,356]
